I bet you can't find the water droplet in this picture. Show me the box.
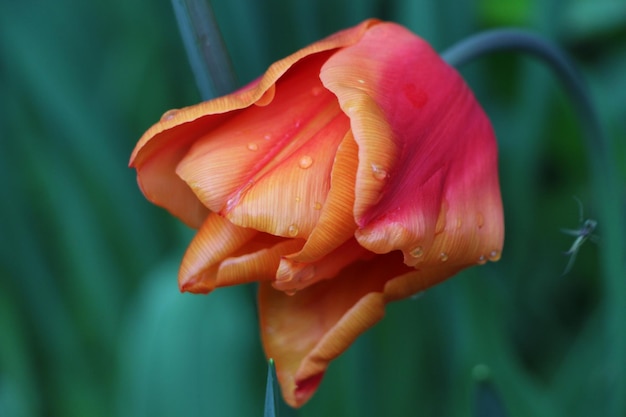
[294,120,302,128]
[287,224,299,237]
[298,155,313,169]
[488,250,500,261]
[357,79,365,84]
[295,196,301,203]
[477,212,484,229]
[263,133,272,140]
[313,202,322,210]
[160,109,178,121]
[477,255,487,265]
[371,164,388,181]
[247,142,258,151]
[455,218,463,230]
[285,290,297,296]
[410,246,424,258]
[311,86,323,96]
[439,252,449,262]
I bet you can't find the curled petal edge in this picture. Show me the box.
[129,19,380,228]
[259,250,467,408]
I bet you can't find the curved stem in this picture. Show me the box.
[443,30,625,416]
[443,30,605,160]
[171,0,237,100]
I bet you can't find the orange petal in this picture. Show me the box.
[130,19,379,228]
[178,212,257,293]
[129,118,214,229]
[176,54,345,218]
[273,238,372,293]
[200,66,351,239]
[222,113,349,239]
[321,22,503,268]
[285,131,359,264]
[258,251,418,408]
[216,238,305,285]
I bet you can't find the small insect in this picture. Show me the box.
[561,197,597,275]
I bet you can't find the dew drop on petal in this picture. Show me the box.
[488,250,501,261]
[298,155,313,169]
[295,196,301,203]
[225,197,237,213]
[313,202,322,210]
[409,246,424,258]
[371,164,388,181]
[477,255,487,265]
[440,252,449,262]
[288,224,299,237]
[285,290,297,296]
[160,109,178,121]
[311,86,323,96]
[455,217,463,230]
[247,142,258,151]
[357,79,365,84]
[263,133,272,140]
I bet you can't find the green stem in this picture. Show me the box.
[442,30,605,158]
[443,30,625,417]
[170,0,237,100]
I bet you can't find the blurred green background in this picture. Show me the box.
[1,0,625,416]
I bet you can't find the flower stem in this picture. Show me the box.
[442,30,606,158]
[443,30,625,416]
[170,0,237,100]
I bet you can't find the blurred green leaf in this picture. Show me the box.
[116,260,264,417]
[264,359,279,417]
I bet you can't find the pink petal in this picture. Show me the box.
[321,22,504,268]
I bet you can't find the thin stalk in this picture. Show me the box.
[170,0,237,100]
[443,30,625,417]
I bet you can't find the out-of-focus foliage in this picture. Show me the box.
[1,1,624,416]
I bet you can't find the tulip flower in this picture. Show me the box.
[130,18,504,408]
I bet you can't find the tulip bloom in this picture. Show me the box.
[130,19,503,407]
